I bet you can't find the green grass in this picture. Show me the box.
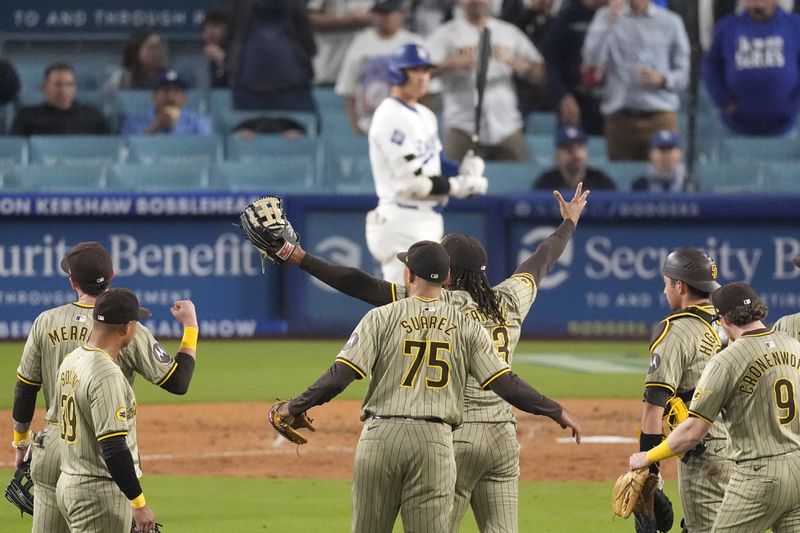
[0,339,648,409]
[0,469,681,533]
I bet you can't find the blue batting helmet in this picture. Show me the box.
[387,44,434,85]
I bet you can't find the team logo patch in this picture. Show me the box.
[390,129,405,145]
[765,341,776,349]
[423,306,436,313]
[152,343,171,364]
[648,353,661,373]
[710,263,718,280]
[115,407,128,422]
[74,315,87,322]
[343,332,359,351]
[693,388,706,402]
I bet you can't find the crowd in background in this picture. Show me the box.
[1,0,800,193]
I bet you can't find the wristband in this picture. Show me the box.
[179,326,199,352]
[12,429,31,449]
[131,493,146,509]
[645,441,676,464]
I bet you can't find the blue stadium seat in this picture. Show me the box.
[485,162,538,193]
[762,162,800,193]
[595,161,648,190]
[108,164,209,192]
[524,112,558,136]
[126,135,222,166]
[5,164,106,192]
[319,109,355,138]
[0,137,28,188]
[29,135,123,167]
[323,135,372,192]
[211,162,316,193]
[586,136,608,163]
[209,88,233,114]
[226,136,320,181]
[694,162,763,193]
[719,136,800,164]
[313,86,345,112]
[215,110,318,138]
[524,134,555,167]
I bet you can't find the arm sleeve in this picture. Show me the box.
[299,252,394,306]
[487,372,563,421]
[702,22,731,108]
[99,436,143,500]
[287,361,360,415]
[663,17,691,91]
[514,220,576,284]
[12,380,40,427]
[542,15,570,100]
[159,353,195,395]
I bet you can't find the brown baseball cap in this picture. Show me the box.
[93,288,151,325]
[441,233,487,273]
[397,241,450,283]
[711,282,762,316]
[60,242,113,286]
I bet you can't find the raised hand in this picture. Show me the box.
[553,182,590,226]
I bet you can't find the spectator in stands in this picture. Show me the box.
[226,0,317,112]
[336,0,428,134]
[308,0,374,86]
[533,125,616,190]
[407,0,456,37]
[202,8,231,88]
[703,0,800,136]
[105,31,168,94]
[231,116,308,139]
[120,71,212,136]
[0,56,20,105]
[427,0,544,161]
[631,129,697,192]
[583,0,690,161]
[11,63,110,136]
[543,0,607,135]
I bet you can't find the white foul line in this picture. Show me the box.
[556,435,638,444]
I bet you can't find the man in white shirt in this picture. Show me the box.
[366,43,488,283]
[308,0,374,85]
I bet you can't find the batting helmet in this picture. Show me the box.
[387,44,434,85]
[661,248,721,293]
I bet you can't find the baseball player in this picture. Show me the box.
[276,240,581,533]
[774,255,800,341]
[631,282,800,533]
[366,42,489,284]
[638,248,734,533]
[280,183,589,531]
[11,242,198,533]
[56,288,157,533]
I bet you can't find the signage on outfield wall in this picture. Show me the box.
[0,217,284,339]
[1,1,219,37]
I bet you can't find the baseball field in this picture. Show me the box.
[0,338,683,532]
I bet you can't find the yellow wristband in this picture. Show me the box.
[130,493,146,508]
[13,430,31,448]
[645,441,676,464]
[179,326,198,352]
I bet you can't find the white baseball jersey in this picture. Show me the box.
[368,96,444,209]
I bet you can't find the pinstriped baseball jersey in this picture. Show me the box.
[16,301,176,423]
[337,295,511,426]
[689,328,800,462]
[392,273,537,422]
[57,345,141,478]
[774,312,800,341]
[645,305,729,442]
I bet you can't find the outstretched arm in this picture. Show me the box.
[515,183,590,283]
[630,416,710,470]
[284,362,361,416]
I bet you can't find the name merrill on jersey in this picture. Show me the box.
[739,350,800,394]
[400,314,458,336]
[48,324,90,346]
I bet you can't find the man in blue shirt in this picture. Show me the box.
[121,71,213,135]
[703,0,800,136]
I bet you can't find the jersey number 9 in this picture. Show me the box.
[774,378,797,426]
[60,394,77,444]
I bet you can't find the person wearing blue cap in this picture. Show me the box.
[631,129,697,192]
[120,70,213,136]
[532,126,616,190]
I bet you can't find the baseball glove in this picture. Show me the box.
[268,401,315,445]
[238,196,299,268]
[612,468,650,519]
[5,459,34,517]
[131,520,163,533]
[632,472,660,533]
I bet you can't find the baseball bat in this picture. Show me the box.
[472,26,492,147]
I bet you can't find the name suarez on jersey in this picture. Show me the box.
[400,315,458,336]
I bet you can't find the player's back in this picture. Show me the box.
[774,312,800,342]
[709,329,800,461]
[344,296,508,427]
[57,345,140,478]
[17,302,93,422]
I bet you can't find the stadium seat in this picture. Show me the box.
[719,136,800,164]
[126,135,222,166]
[29,135,123,167]
[215,110,318,138]
[209,88,233,115]
[108,164,209,192]
[586,136,608,163]
[524,112,558,136]
[5,164,106,192]
[762,162,800,193]
[0,137,28,188]
[323,135,373,192]
[226,136,320,180]
[319,109,355,138]
[524,134,554,167]
[694,162,763,193]
[211,162,316,193]
[595,161,648,190]
[313,86,345,112]
[485,162,538,193]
